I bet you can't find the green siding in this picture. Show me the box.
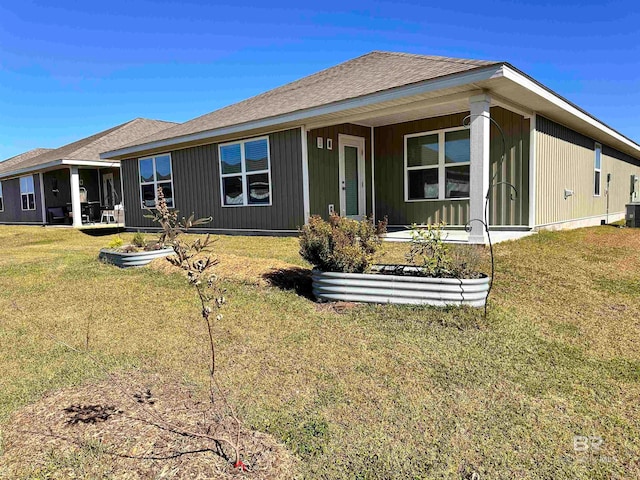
[489,107,530,226]
[374,107,530,227]
[308,123,372,219]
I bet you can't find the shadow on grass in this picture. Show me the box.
[80,227,126,237]
[263,266,314,300]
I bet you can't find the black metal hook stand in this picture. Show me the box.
[461,113,518,319]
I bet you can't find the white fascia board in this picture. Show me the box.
[100,64,505,159]
[61,159,120,168]
[0,159,120,180]
[502,66,640,154]
[0,160,64,179]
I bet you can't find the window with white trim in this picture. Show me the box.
[405,127,470,201]
[139,154,174,208]
[594,143,602,196]
[0,181,4,212]
[20,175,36,211]
[219,137,271,206]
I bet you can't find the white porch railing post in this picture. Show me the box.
[70,166,82,228]
[469,93,491,244]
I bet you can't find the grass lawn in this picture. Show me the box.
[0,225,639,478]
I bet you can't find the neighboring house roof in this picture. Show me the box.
[0,118,176,179]
[98,51,640,160]
[0,148,53,170]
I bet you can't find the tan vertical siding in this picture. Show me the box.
[535,116,640,226]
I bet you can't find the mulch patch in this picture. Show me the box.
[1,371,296,479]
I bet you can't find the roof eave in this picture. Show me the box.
[0,158,120,180]
[501,64,640,155]
[100,63,506,160]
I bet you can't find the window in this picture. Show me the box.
[139,154,174,208]
[405,127,470,201]
[219,137,271,206]
[0,181,3,212]
[594,143,602,196]
[20,175,36,211]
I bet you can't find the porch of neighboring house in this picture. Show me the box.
[305,92,534,245]
[41,166,124,228]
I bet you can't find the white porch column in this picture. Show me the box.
[70,166,82,227]
[468,93,491,244]
[300,125,310,224]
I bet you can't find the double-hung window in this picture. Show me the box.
[219,137,271,206]
[594,143,602,196]
[139,154,174,208]
[20,175,36,211]
[405,127,470,201]
[0,181,4,212]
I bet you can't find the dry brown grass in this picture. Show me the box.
[0,225,639,479]
[2,370,295,479]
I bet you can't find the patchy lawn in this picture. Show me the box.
[0,225,639,478]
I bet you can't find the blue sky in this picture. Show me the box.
[0,0,638,159]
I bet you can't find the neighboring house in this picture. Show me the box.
[0,118,176,227]
[101,51,640,242]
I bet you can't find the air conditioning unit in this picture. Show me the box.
[626,203,640,228]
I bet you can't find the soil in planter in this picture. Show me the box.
[1,371,296,479]
[370,264,486,279]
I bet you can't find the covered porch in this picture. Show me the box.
[303,91,533,244]
[41,165,124,227]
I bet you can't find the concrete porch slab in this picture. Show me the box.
[383,229,536,245]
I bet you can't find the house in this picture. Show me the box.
[0,118,175,227]
[101,51,640,243]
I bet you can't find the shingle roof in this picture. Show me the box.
[0,148,53,169]
[0,118,176,176]
[114,51,500,150]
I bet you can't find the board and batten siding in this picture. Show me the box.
[0,174,43,224]
[374,107,530,227]
[307,123,373,219]
[122,128,304,232]
[535,116,640,227]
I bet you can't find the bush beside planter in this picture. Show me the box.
[99,247,174,268]
[312,267,490,307]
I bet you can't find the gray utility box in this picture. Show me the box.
[626,203,640,227]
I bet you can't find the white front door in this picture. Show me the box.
[102,173,115,207]
[338,134,366,219]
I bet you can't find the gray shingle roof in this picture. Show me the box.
[0,148,53,169]
[0,118,176,176]
[114,51,499,150]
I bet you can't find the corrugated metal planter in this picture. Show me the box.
[312,266,490,307]
[98,247,174,268]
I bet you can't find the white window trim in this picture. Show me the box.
[0,180,4,212]
[20,175,36,211]
[594,142,602,197]
[138,153,175,209]
[404,126,471,202]
[218,136,272,207]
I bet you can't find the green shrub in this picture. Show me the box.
[406,222,451,277]
[131,231,147,248]
[106,237,123,250]
[405,223,484,278]
[299,214,387,273]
